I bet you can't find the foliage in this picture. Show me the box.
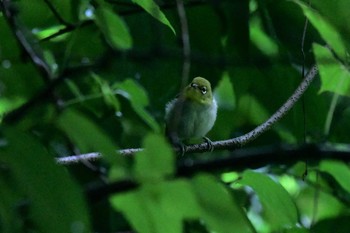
[1,0,350,233]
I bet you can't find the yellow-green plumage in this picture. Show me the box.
[165,77,217,143]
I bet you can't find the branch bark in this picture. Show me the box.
[86,143,350,202]
[57,65,318,165]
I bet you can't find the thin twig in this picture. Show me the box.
[43,0,73,26]
[2,65,93,123]
[1,0,52,80]
[57,65,318,165]
[176,0,191,87]
[300,0,311,178]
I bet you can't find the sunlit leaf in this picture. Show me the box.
[214,72,236,110]
[293,0,347,60]
[133,0,176,35]
[313,43,350,96]
[239,170,298,230]
[32,25,67,41]
[320,160,350,193]
[94,4,132,50]
[2,127,91,233]
[134,133,174,181]
[249,17,278,56]
[192,174,254,233]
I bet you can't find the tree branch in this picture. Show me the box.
[57,65,318,165]
[86,143,350,202]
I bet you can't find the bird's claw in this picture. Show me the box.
[203,136,214,152]
[174,142,186,156]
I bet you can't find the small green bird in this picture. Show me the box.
[165,77,217,152]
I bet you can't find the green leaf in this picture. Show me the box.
[114,79,160,132]
[134,133,174,181]
[239,170,298,230]
[214,72,236,110]
[311,216,350,233]
[92,73,120,111]
[192,174,254,233]
[249,17,278,57]
[32,24,67,41]
[293,0,347,60]
[284,227,309,233]
[57,109,123,166]
[133,0,176,35]
[238,94,269,125]
[313,43,350,96]
[110,180,200,233]
[320,160,350,193]
[0,178,23,233]
[2,127,91,233]
[94,4,132,50]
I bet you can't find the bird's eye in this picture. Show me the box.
[191,83,198,88]
[200,86,207,95]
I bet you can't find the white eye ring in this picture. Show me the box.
[191,83,198,88]
[200,87,207,95]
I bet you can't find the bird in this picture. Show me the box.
[165,77,217,154]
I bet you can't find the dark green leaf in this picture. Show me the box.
[2,127,91,233]
[94,4,132,50]
[92,73,120,111]
[192,174,254,233]
[114,79,160,132]
[239,170,298,230]
[110,180,200,233]
[320,160,350,193]
[57,109,124,166]
[133,0,176,35]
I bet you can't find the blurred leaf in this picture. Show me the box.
[214,72,236,110]
[92,73,120,111]
[57,109,123,166]
[32,24,67,41]
[320,160,350,193]
[293,0,347,60]
[311,215,350,233]
[238,94,269,125]
[313,43,350,96]
[249,17,278,57]
[0,178,23,233]
[296,185,344,222]
[192,174,254,233]
[110,180,200,233]
[134,133,174,182]
[132,0,176,35]
[284,227,309,233]
[2,127,91,233]
[65,79,84,100]
[114,79,160,132]
[239,170,298,230]
[94,4,132,50]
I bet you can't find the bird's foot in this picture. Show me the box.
[203,136,214,152]
[176,142,186,156]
